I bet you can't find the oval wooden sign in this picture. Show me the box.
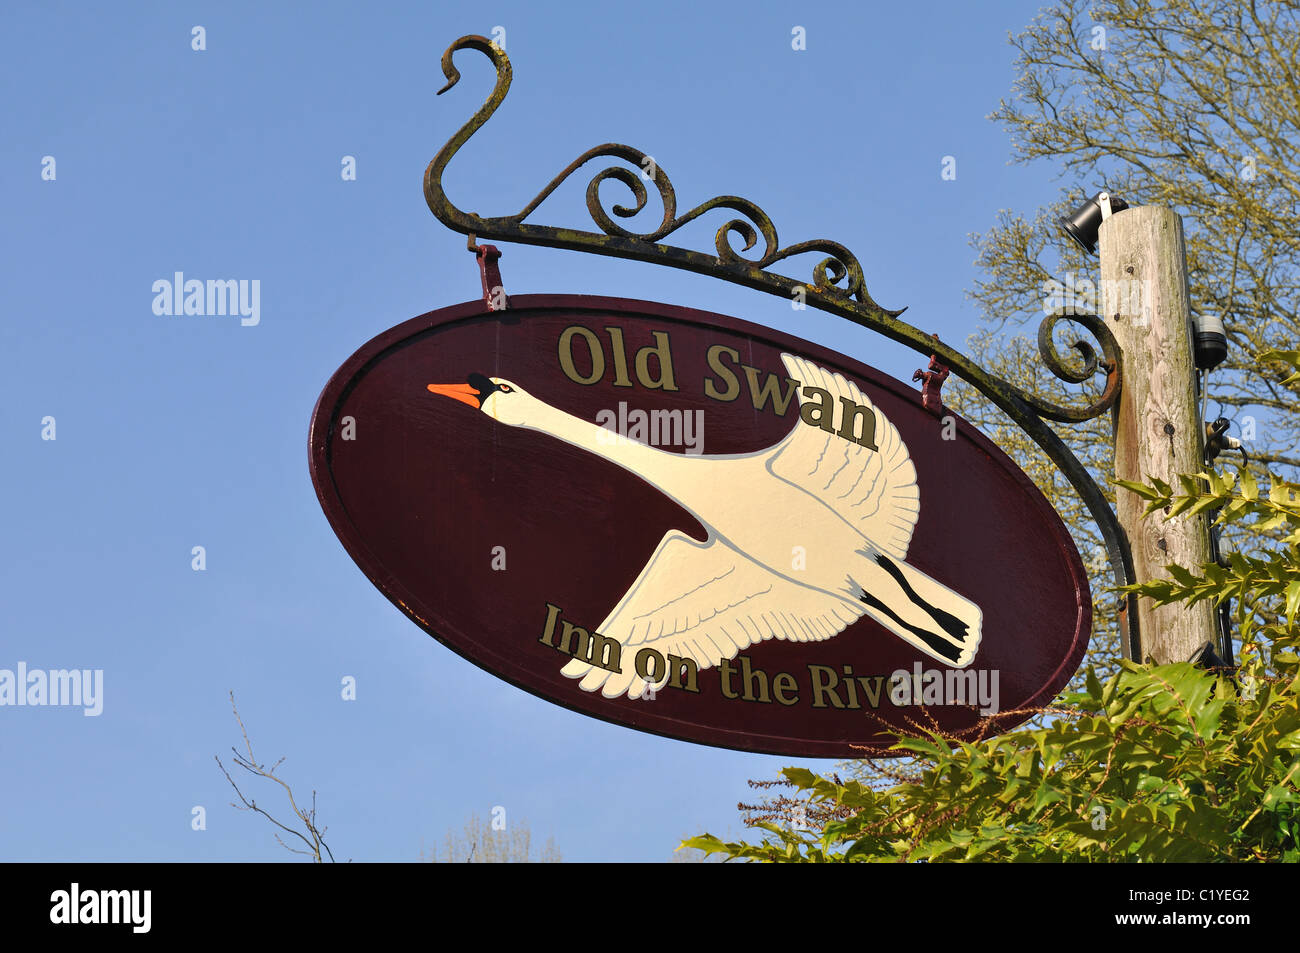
[309,294,1090,757]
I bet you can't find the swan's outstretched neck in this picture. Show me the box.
[519,399,697,497]
[522,400,668,465]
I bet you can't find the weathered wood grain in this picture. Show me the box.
[1101,206,1217,664]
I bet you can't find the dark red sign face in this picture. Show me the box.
[309,295,1090,757]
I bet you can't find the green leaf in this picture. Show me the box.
[1188,494,1225,518]
[782,767,818,790]
[1259,348,1300,367]
[1261,349,1300,385]
[1263,785,1297,810]
[1241,468,1259,501]
[1287,580,1300,627]
[1115,479,1162,501]
[680,835,728,855]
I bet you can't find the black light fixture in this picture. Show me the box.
[1188,640,1229,671]
[1061,190,1131,254]
[1192,312,1228,370]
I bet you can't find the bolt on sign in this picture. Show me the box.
[310,295,1090,757]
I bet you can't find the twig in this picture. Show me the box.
[216,691,340,862]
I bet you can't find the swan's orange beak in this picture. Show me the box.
[426,382,482,409]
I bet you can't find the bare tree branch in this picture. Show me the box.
[216,691,341,862]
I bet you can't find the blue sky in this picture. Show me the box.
[1,0,1072,861]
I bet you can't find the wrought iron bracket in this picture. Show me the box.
[468,234,508,311]
[423,35,1140,660]
[912,337,951,416]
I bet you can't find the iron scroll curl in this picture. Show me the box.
[423,35,1140,658]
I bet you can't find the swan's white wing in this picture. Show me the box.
[561,530,865,700]
[767,353,919,560]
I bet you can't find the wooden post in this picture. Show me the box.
[1101,206,1217,664]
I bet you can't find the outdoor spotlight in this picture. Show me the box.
[1061,191,1131,254]
[1192,312,1228,370]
